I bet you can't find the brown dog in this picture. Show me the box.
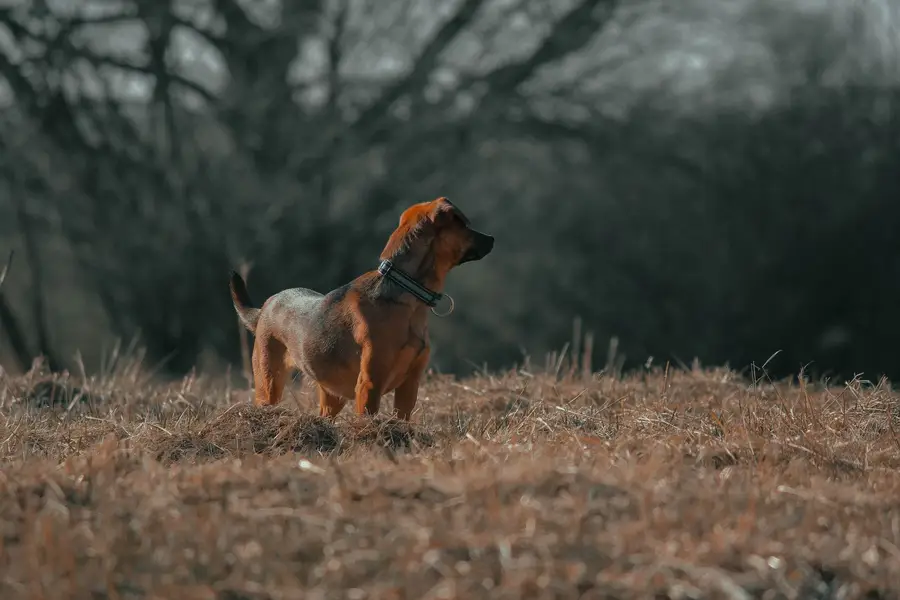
[229,197,494,420]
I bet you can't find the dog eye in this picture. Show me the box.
[453,212,470,226]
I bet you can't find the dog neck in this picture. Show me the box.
[377,259,442,308]
[376,229,455,309]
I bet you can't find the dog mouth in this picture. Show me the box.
[459,230,494,264]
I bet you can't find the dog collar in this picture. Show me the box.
[377,259,454,316]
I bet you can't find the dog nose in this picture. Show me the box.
[482,235,495,252]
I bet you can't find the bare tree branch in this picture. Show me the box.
[212,0,263,44]
[325,0,348,112]
[139,2,181,164]
[0,5,139,27]
[65,46,219,105]
[0,11,219,105]
[347,0,487,142]
[315,1,349,210]
[64,12,139,26]
[289,0,486,181]
[484,0,619,94]
[0,296,32,372]
[0,251,13,292]
[170,15,224,49]
[7,173,61,372]
[0,250,32,372]
[236,260,253,386]
[212,0,323,174]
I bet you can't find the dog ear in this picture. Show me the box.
[430,198,456,224]
[430,197,471,227]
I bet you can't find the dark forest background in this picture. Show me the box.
[1,0,899,382]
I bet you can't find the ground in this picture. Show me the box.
[0,360,898,599]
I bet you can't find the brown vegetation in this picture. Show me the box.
[1,360,899,598]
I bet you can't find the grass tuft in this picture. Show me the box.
[1,363,899,598]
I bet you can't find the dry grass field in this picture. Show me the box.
[1,357,899,599]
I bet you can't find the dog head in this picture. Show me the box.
[381,197,494,272]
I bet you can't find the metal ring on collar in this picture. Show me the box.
[431,294,455,317]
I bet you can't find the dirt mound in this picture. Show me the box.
[148,406,439,463]
[149,404,341,463]
[342,416,436,451]
[152,435,229,464]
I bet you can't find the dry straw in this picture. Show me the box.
[0,351,898,598]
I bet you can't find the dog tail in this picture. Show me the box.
[229,271,261,332]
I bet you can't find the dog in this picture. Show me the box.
[229,197,494,420]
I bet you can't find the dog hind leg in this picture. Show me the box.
[251,330,289,406]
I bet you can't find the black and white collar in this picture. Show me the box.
[377,259,442,307]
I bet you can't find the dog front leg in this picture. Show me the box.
[394,348,429,421]
[354,341,383,415]
[318,385,347,419]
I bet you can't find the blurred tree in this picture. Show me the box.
[0,0,898,381]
